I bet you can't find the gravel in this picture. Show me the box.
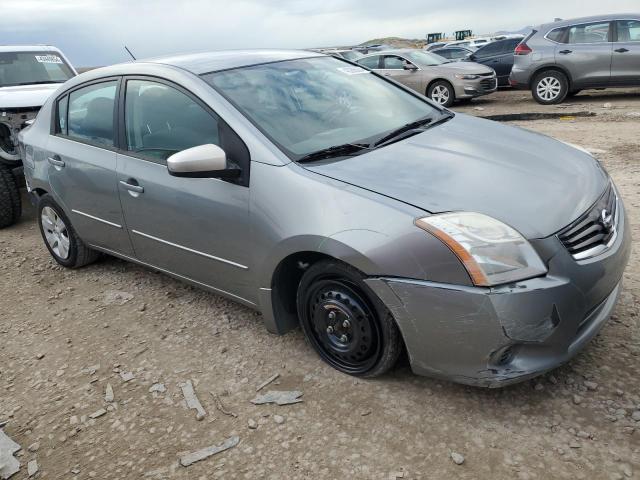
[1,89,640,478]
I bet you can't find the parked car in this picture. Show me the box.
[0,45,76,228]
[20,50,630,387]
[314,49,364,62]
[444,38,493,49]
[424,42,447,52]
[466,38,522,86]
[356,49,497,106]
[510,14,640,104]
[431,46,474,61]
[353,44,392,55]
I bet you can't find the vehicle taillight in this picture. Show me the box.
[514,43,532,55]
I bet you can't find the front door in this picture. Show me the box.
[557,20,613,88]
[115,78,254,304]
[379,55,424,92]
[611,19,640,86]
[46,78,134,255]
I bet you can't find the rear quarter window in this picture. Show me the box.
[546,27,567,43]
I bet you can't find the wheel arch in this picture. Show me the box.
[425,78,454,96]
[529,64,573,89]
[258,234,388,335]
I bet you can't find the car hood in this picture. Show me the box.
[0,84,60,109]
[304,114,608,239]
[432,61,494,75]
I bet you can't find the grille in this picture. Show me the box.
[558,184,618,260]
[480,78,497,91]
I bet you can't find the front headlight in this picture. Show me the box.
[415,212,547,287]
[454,74,480,80]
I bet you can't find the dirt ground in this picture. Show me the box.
[1,88,640,480]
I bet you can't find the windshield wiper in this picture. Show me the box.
[371,112,454,149]
[370,115,435,148]
[297,143,370,163]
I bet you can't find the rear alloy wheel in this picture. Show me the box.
[532,70,568,104]
[0,164,21,228]
[427,80,455,107]
[297,260,402,377]
[37,195,99,268]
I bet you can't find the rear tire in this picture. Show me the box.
[296,259,403,377]
[0,164,21,228]
[427,80,455,107]
[37,194,99,268]
[531,70,568,105]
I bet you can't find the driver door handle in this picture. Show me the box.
[47,155,65,168]
[615,48,629,53]
[119,180,144,194]
[559,49,572,55]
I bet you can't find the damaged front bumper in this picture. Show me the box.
[366,205,631,388]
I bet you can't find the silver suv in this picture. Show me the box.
[510,14,640,104]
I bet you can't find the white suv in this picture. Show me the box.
[0,45,76,227]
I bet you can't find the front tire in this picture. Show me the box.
[531,70,569,105]
[296,260,403,377]
[37,195,99,268]
[0,164,21,228]
[427,80,455,107]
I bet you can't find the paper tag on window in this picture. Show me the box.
[337,66,368,75]
[35,55,63,64]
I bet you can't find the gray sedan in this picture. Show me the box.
[20,50,629,387]
[356,49,497,106]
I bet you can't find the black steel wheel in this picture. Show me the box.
[297,260,402,377]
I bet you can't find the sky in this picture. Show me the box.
[1,0,638,67]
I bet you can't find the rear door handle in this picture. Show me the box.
[615,48,629,53]
[119,180,144,194]
[47,155,65,168]
[559,49,572,55]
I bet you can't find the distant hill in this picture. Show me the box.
[360,37,428,49]
[361,27,533,48]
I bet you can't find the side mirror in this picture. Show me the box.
[403,62,418,71]
[167,144,240,179]
[468,54,477,61]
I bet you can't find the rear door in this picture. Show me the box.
[611,19,640,86]
[115,77,254,303]
[46,78,134,255]
[555,20,613,88]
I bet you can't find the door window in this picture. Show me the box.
[56,95,68,134]
[617,20,640,42]
[67,81,117,147]
[475,42,502,57]
[383,56,408,69]
[124,80,220,162]
[567,22,611,44]
[357,55,381,69]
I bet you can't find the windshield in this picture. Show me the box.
[0,51,75,88]
[203,56,441,159]
[402,50,448,66]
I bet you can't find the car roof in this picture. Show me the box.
[538,13,639,30]
[0,45,64,53]
[360,48,415,56]
[143,49,325,75]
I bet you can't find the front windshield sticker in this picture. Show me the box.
[337,66,369,75]
[35,55,63,64]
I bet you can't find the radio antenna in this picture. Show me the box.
[124,46,137,61]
